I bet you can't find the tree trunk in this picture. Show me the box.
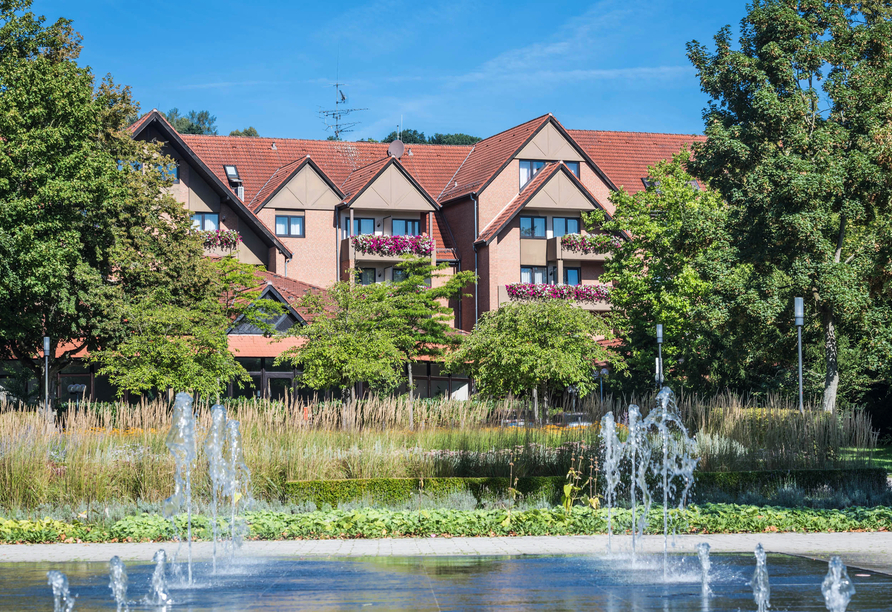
[822,215,846,414]
[407,362,414,430]
[822,308,839,414]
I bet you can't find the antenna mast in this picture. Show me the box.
[319,61,366,141]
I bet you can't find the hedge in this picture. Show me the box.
[284,468,889,508]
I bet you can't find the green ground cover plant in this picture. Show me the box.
[2,504,891,544]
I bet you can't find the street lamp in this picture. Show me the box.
[43,336,50,422]
[595,368,609,403]
[794,297,804,414]
[656,324,664,388]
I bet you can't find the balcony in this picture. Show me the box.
[497,283,611,312]
[546,234,615,262]
[341,235,436,273]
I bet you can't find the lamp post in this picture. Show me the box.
[794,297,804,415]
[656,324,664,388]
[597,367,609,403]
[43,336,50,422]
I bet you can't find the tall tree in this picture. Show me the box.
[0,1,215,405]
[597,153,736,395]
[445,300,616,415]
[687,0,892,411]
[165,108,217,135]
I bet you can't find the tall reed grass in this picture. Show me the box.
[0,391,879,512]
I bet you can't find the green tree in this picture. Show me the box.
[0,1,212,407]
[597,152,734,395]
[445,300,616,417]
[229,126,259,137]
[382,128,427,144]
[277,282,404,404]
[383,256,475,424]
[91,256,283,399]
[165,108,217,135]
[687,0,892,411]
[428,133,482,145]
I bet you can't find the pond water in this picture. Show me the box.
[1,552,890,611]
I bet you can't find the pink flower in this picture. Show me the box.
[505,282,610,303]
[560,233,621,255]
[351,234,433,256]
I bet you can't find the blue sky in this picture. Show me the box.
[37,0,747,140]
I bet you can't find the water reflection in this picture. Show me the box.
[0,553,889,611]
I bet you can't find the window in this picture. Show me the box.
[358,268,376,285]
[564,267,581,286]
[224,165,241,183]
[565,161,580,178]
[519,216,546,238]
[392,268,409,283]
[519,160,546,188]
[192,213,219,231]
[521,266,548,284]
[553,217,581,237]
[392,219,419,236]
[275,215,304,237]
[353,218,375,236]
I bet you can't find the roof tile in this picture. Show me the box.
[568,129,705,194]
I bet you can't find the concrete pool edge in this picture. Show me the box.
[2,532,892,574]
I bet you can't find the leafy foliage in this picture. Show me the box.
[279,257,474,398]
[165,108,217,135]
[278,282,405,394]
[91,256,284,398]
[446,300,616,398]
[0,1,215,401]
[3,503,892,543]
[686,0,892,410]
[381,129,482,145]
[596,153,732,394]
[229,126,259,137]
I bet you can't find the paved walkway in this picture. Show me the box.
[2,532,892,574]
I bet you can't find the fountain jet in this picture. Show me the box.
[47,570,76,612]
[821,556,856,612]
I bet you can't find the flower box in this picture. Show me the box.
[505,282,610,303]
[560,233,621,255]
[351,234,434,257]
[199,229,241,250]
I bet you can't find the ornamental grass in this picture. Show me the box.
[0,391,879,513]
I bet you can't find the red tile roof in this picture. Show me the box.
[257,270,327,322]
[439,114,551,202]
[567,130,705,194]
[227,335,306,358]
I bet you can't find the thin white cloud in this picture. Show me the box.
[177,80,288,90]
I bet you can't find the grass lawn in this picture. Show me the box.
[846,446,892,474]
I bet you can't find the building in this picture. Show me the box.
[0,113,702,403]
[130,111,703,334]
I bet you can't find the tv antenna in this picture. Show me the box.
[319,61,366,141]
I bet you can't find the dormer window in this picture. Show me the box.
[519,160,546,189]
[224,165,241,183]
